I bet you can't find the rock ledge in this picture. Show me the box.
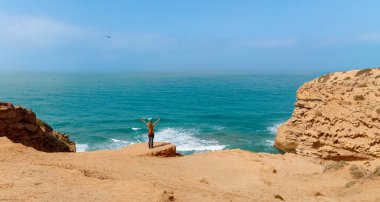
[274,68,380,160]
[0,102,76,152]
[122,142,177,157]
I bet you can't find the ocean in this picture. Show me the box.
[0,72,316,154]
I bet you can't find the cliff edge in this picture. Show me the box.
[274,68,380,160]
[121,142,177,157]
[0,102,76,152]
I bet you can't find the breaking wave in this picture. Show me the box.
[76,128,226,153]
[266,122,284,134]
[75,138,135,152]
[264,122,285,147]
[76,144,89,152]
[154,128,226,152]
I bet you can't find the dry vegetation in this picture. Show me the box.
[354,95,365,101]
[350,165,366,179]
[355,68,373,77]
[324,161,347,172]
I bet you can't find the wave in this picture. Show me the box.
[263,122,285,148]
[109,138,134,148]
[153,128,226,152]
[266,122,284,134]
[75,138,135,152]
[92,138,136,151]
[265,140,274,146]
[76,127,226,153]
[132,127,141,131]
[76,144,89,152]
[212,126,225,131]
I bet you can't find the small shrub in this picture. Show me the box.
[376,108,380,114]
[354,95,365,101]
[36,119,43,127]
[314,192,323,196]
[372,166,380,176]
[350,165,365,179]
[357,83,367,88]
[318,73,331,83]
[274,194,284,201]
[344,77,351,80]
[324,161,347,172]
[345,181,356,188]
[36,118,53,131]
[355,69,373,77]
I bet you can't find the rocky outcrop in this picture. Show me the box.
[122,142,177,157]
[274,68,380,160]
[0,102,76,152]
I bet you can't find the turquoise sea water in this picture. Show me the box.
[0,72,316,154]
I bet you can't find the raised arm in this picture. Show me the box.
[140,118,147,125]
[153,118,161,126]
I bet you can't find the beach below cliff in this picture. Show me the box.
[1,137,379,202]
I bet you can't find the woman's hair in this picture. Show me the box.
[147,121,153,127]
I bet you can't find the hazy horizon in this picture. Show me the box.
[0,68,337,76]
[1,1,380,73]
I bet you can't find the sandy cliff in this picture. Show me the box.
[274,68,380,160]
[0,102,76,152]
[1,68,380,201]
[1,137,380,202]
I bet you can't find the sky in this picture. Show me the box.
[1,0,380,73]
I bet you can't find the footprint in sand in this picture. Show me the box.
[199,177,209,185]
[161,190,175,201]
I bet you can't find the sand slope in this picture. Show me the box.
[1,137,380,202]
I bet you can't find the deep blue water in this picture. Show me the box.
[0,72,316,154]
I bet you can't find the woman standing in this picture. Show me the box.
[140,118,160,148]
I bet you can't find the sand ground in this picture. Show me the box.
[1,137,379,202]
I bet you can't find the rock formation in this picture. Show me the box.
[122,142,177,157]
[0,102,76,152]
[274,68,380,160]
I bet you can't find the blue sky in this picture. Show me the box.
[1,1,380,73]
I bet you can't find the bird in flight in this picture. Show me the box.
[105,35,112,39]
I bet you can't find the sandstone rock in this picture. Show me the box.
[0,102,76,152]
[122,142,177,157]
[274,68,380,160]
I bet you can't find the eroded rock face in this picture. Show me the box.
[0,102,76,152]
[274,68,380,160]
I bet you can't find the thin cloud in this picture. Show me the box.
[0,12,89,49]
[234,38,298,49]
[99,32,178,52]
[0,12,179,53]
[311,37,341,48]
[355,32,380,43]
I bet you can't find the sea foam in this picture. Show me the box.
[265,122,284,147]
[267,122,283,134]
[154,128,226,152]
[76,144,89,152]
